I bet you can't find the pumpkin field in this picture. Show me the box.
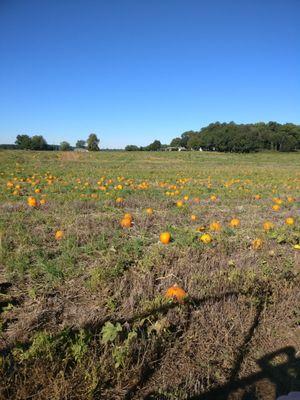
[0,150,299,400]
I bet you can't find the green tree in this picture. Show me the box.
[181,131,197,147]
[76,140,86,148]
[15,134,32,149]
[30,135,47,150]
[87,134,100,151]
[147,140,161,151]
[170,137,182,147]
[187,133,202,150]
[60,141,71,151]
[125,145,139,151]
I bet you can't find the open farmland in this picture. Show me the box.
[0,150,299,399]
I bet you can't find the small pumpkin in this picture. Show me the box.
[272,204,280,212]
[209,221,221,231]
[229,218,240,228]
[165,284,187,303]
[27,196,37,207]
[200,233,212,244]
[120,216,132,228]
[160,232,171,244]
[263,221,274,231]
[285,217,294,226]
[252,238,263,250]
[55,230,64,240]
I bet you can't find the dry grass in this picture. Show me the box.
[0,150,299,399]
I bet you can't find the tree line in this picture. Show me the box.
[8,133,101,151]
[125,121,300,152]
[1,122,299,153]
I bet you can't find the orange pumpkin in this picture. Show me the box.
[285,217,294,226]
[229,218,240,228]
[165,284,187,303]
[55,230,64,240]
[263,221,274,231]
[160,232,171,244]
[272,204,280,212]
[252,238,263,250]
[209,221,221,231]
[27,196,37,207]
[200,233,212,244]
[120,216,132,228]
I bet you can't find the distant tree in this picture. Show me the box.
[47,144,60,151]
[87,133,100,151]
[125,145,139,151]
[170,137,182,147]
[60,141,71,151]
[147,140,162,151]
[187,133,202,150]
[30,135,47,150]
[181,131,196,147]
[0,144,18,149]
[76,140,86,148]
[15,134,32,149]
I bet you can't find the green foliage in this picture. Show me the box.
[87,133,100,151]
[125,145,139,151]
[170,137,182,147]
[146,140,162,151]
[14,331,54,361]
[70,329,90,362]
[15,134,32,149]
[75,139,86,148]
[167,122,300,153]
[59,141,72,151]
[15,134,48,150]
[112,331,137,368]
[101,322,122,344]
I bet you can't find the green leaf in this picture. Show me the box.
[101,322,122,344]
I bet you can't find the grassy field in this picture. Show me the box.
[0,150,299,400]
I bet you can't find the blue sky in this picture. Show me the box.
[0,0,299,148]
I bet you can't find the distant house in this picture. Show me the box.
[165,146,188,152]
[165,146,178,151]
[74,147,88,152]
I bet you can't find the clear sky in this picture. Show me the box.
[0,0,299,148]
